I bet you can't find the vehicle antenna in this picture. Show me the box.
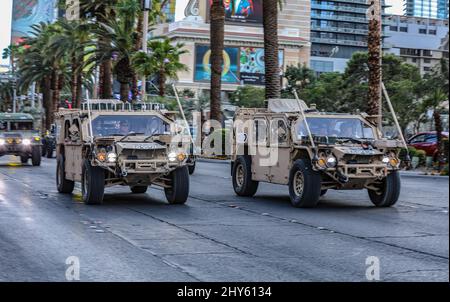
[172,84,194,145]
[85,90,94,144]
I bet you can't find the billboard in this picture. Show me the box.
[11,0,55,44]
[240,47,284,85]
[208,0,263,25]
[194,45,240,84]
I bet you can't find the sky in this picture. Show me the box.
[0,0,405,66]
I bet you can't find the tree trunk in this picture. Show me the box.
[263,0,280,103]
[71,58,78,107]
[42,76,52,131]
[158,70,166,97]
[434,110,443,172]
[367,18,382,122]
[50,70,60,127]
[101,59,113,99]
[209,0,224,123]
[120,82,129,102]
[131,12,144,103]
[75,73,83,108]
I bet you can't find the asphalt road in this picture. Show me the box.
[0,156,448,282]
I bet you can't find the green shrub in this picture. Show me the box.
[400,146,417,160]
[416,149,427,166]
[441,164,449,176]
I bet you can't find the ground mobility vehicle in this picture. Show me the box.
[0,113,42,166]
[55,100,191,205]
[231,99,404,208]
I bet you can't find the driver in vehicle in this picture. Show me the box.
[119,120,131,135]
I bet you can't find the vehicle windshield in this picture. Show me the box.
[296,117,375,140]
[0,121,34,131]
[92,115,170,137]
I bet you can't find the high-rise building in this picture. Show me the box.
[385,15,449,75]
[404,0,449,20]
[310,0,387,74]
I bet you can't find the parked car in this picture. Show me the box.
[407,132,449,159]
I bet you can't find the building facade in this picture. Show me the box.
[385,15,449,75]
[404,0,449,20]
[153,0,311,95]
[309,0,387,74]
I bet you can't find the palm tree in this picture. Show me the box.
[209,0,225,123]
[133,38,188,96]
[47,19,92,108]
[263,0,284,103]
[0,81,14,112]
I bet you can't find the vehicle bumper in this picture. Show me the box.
[0,144,37,156]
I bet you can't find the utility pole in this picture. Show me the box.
[141,0,152,101]
[367,0,383,129]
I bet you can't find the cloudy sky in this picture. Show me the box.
[1,0,405,65]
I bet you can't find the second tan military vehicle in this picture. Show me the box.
[231,99,404,208]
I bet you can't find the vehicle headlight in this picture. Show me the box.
[22,139,31,146]
[326,156,337,168]
[168,152,186,162]
[317,157,327,169]
[96,149,107,162]
[383,154,399,168]
[107,152,117,163]
[168,152,177,162]
[34,137,41,141]
[382,157,390,164]
[0,139,5,145]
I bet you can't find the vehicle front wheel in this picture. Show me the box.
[82,160,105,205]
[288,159,322,208]
[46,145,53,158]
[232,156,259,197]
[20,156,28,164]
[165,166,189,204]
[56,155,74,194]
[130,186,148,194]
[368,171,401,207]
[31,146,41,166]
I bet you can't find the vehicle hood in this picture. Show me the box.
[333,146,383,156]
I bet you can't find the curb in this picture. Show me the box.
[197,158,231,165]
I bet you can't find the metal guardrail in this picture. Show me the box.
[80,100,166,112]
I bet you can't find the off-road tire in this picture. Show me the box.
[130,186,148,194]
[288,159,322,208]
[165,166,189,204]
[46,145,53,158]
[31,146,41,166]
[368,171,401,207]
[81,160,105,205]
[232,156,259,197]
[20,156,28,164]
[42,143,47,157]
[188,162,196,175]
[56,155,74,194]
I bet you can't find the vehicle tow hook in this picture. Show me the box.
[336,169,349,184]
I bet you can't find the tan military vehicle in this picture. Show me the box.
[231,99,404,208]
[55,100,190,205]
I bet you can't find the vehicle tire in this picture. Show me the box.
[320,189,328,197]
[188,162,196,175]
[368,171,401,207]
[232,156,259,197]
[165,166,189,204]
[20,156,28,164]
[31,146,41,166]
[41,143,47,157]
[81,160,105,205]
[46,145,53,158]
[56,155,74,194]
[130,186,148,194]
[288,159,322,208]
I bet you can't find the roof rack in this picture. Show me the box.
[80,99,166,112]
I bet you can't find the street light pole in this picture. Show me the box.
[141,0,152,101]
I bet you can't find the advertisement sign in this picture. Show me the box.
[194,45,240,84]
[208,0,263,25]
[11,0,55,44]
[240,47,284,85]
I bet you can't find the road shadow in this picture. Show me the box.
[252,194,399,211]
[101,192,174,207]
